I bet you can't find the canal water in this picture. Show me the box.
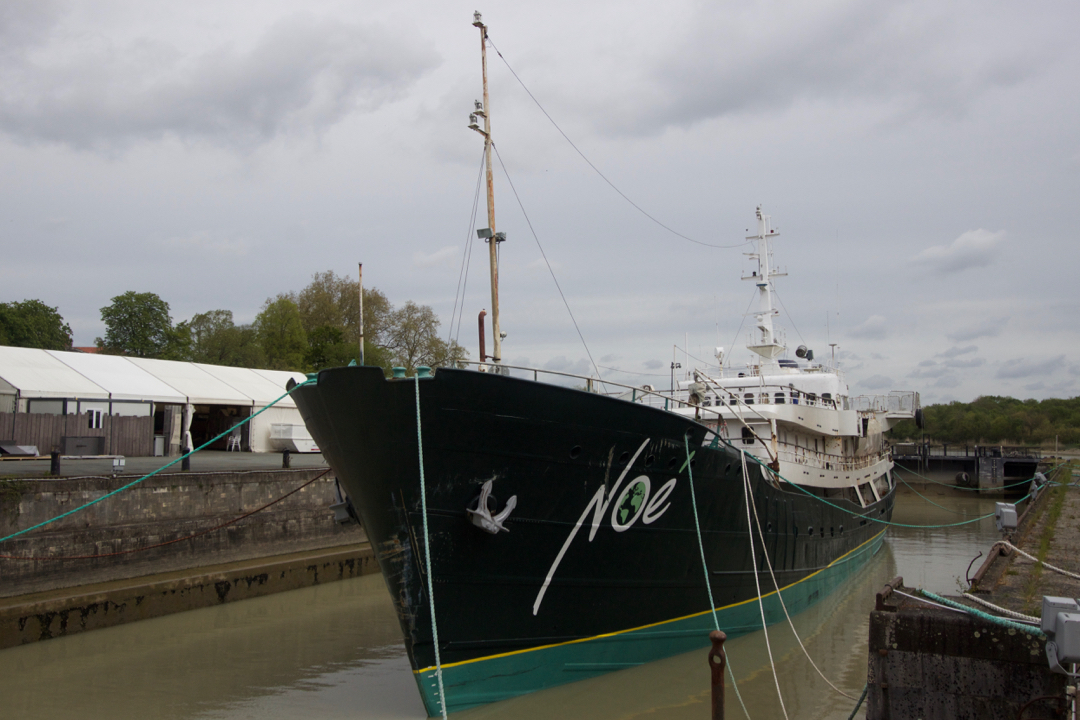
[0,486,1002,719]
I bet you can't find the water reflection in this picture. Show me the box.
[0,488,1001,719]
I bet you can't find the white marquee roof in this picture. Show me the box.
[0,347,306,406]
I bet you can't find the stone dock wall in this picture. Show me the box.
[0,468,365,598]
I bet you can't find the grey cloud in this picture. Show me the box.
[606,1,1044,134]
[849,315,888,340]
[910,363,952,379]
[600,353,620,363]
[859,374,894,390]
[643,359,663,370]
[933,376,962,389]
[948,317,1007,342]
[943,357,986,369]
[0,14,440,150]
[911,230,1005,274]
[996,355,1066,379]
[917,359,937,368]
[1024,382,1045,392]
[543,356,592,377]
[936,345,978,358]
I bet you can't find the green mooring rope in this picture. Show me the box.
[712,435,1031,530]
[685,435,753,720]
[0,379,315,545]
[920,589,1045,637]
[415,376,448,719]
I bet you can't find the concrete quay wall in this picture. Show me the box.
[0,468,365,598]
[0,543,378,651]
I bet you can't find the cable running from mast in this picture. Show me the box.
[449,148,489,347]
[490,142,604,386]
[486,37,749,251]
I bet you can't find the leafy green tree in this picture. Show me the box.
[384,301,468,373]
[255,294,307,371]
[97,291,187,358]
[295,270,392,349]
[889,395,1080,446]
[0,300,72,350]
[189,309,265,367]
[305,325,355,372]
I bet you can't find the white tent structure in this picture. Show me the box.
[0,347,309,454]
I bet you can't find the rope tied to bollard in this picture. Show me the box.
[685,434,754,720]
[415,375,448,720]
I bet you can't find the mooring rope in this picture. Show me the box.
[0,468,332,560]
[0,379,316,545]
[684,435,753,720]
[739,449,790,720]
[744,464,856,701]
[893,461,1042,491]
[1000,540,1080,581]
[714,437,1028,529]
[960,592,1040,624]
[919,589,1045,637]
[414,376,448,720]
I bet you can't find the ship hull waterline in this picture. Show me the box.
[292,366,894,716]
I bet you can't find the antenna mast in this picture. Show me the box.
[469,11,503,364]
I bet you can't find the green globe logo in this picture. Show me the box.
[618,481,648,524]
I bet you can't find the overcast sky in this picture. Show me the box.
[1,0,1077,405]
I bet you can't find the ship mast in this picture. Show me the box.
[469,12,503,364]
[743,206,787,363]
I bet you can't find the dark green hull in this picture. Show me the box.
[292,366,893,716]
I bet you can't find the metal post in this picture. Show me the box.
[282,448,291,469]
[50,450,60,476]
[358,263,365,366]
[709,630,727,720]
[182,448,191,471]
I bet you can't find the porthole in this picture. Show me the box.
[667,457,677,469]
[569,445,582,459]
[808,526,814,536]
[618,451,630,464]
[644,455,655,467]
[839,525,844,534]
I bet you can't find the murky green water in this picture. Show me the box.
[0,487,1001,719]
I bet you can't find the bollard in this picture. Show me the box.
[709,630,727,720]
[182,448,191,471]
[50,450,61,476]
[282,448,291,469]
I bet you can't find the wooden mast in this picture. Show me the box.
[471,11,501,364]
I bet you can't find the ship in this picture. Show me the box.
[290,13,919,716]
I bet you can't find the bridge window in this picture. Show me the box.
[744,392,754,405]
[741,427,755,445]
[774,392,785,404]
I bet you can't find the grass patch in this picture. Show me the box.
[1022,482,1069,614]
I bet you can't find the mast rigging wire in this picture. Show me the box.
[486,37,749,251]
[490,142,605,386]
[449,148,489,347]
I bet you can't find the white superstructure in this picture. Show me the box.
[659,207,920,506]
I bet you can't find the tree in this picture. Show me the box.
[305,325,355,372]
[189,309,265,367]
[255,294,307,371]
[0,300,72,350]
[294,270,392,348]
[384,301,468,373]
[97,291,187,358]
